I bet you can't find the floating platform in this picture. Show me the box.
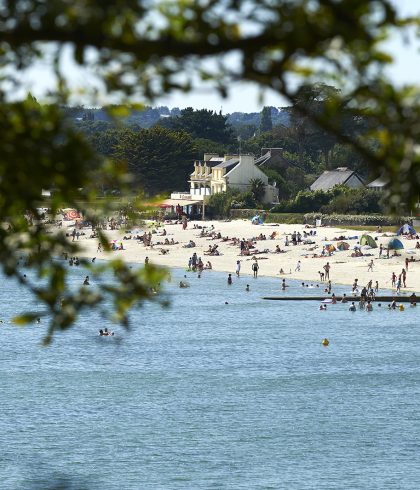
[262,296,415,303]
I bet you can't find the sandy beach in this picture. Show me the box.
[69,219,420,294]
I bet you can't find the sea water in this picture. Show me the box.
[1,264,420,489]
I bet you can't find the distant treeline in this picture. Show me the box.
[59,84,381,205]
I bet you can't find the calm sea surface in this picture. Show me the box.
[1,263,420,489]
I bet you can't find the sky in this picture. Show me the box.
[14,0,420,113]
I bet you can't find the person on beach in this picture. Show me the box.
[295,260,301,272]
[391,272,396,287]
[401,268,407,287]
[323,262,331,280]
[405,257,409,270]
[352,278,359,292]
[379,244,383,257]
[252,259,259,278]
[367,260,374,272]
[375,281,379,292]
[236,260,241,277]
[396,276,401,293]
[227,273,233,285]
[318,271,325,281]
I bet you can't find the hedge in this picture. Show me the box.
[230,209,305,224]
[229,209,413,226]
[303,213,413,226]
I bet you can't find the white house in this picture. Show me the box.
[188,153,278,204]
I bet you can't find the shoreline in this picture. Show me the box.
[70,219,419,294]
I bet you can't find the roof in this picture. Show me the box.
[310,168,363,191]
[367,175,390,188]
[214,158,240,168]
[200,157,224,168]
[213,158,240,174]
[255,151,271,166]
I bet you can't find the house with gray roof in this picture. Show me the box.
[366,174,390,190]
[189,153,278,204]
[310,167,365,191]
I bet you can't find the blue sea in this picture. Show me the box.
[1,264,420,489]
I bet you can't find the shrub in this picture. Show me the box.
[303,213,412,226]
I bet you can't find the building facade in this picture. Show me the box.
[189,153,279,204]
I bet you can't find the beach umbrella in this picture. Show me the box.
[360,234,377,248]
[336,241,350,250]
[387,238,404,250]
[63,209,81,220]
[397,223,416,235]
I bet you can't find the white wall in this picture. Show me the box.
[227,155,268,188]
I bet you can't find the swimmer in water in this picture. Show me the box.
[83,275,90,286]
[246,284,250,292]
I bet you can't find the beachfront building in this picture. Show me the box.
[310,167,365,191]
[189,153,279,204]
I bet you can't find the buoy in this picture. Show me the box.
[322,338,330,346]
[399,304,404,311]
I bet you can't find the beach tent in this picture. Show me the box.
[336,241,350,251]
[397,223,416,235]
[387,238,404,250]
[360,234,377,248]
[325,244,336,252]
[251,214,263,225]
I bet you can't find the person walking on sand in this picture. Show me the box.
[295,260,301,272]
[391,272,396,287]
[97,242,102,253]
[323,262,331,280]
[367,259,374,272]
[252,259,259,278]
[396,275,401,293]
[236,260,241,277]
[379,244,383,257]
[401,268,407,288]
[405,257,409,270]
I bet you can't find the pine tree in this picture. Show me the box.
[260,106,273,133]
